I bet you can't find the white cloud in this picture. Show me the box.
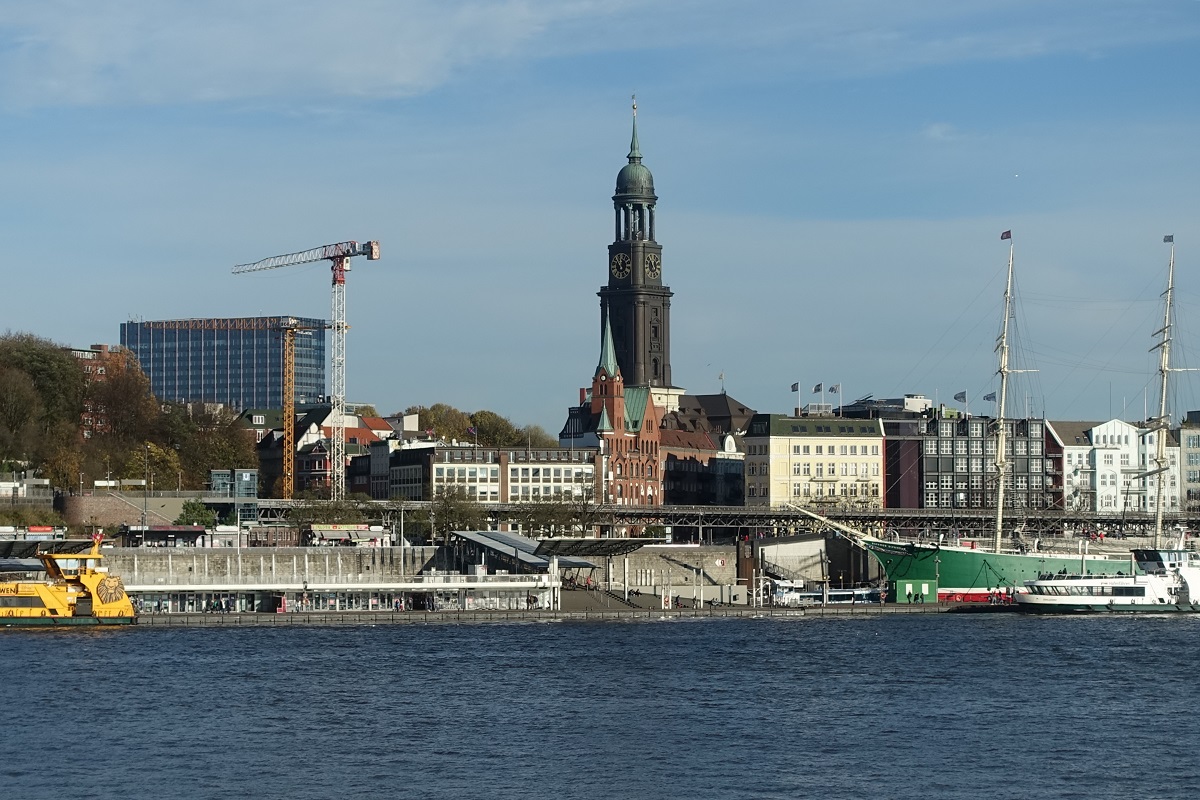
[0,0,614,108]
[1,1,1196,109]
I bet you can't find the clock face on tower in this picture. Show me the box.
[645,253,661,279]
[610,252,632,279]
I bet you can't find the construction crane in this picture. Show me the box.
[234,240,381,501]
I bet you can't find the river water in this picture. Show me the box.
[2,615,1197,799]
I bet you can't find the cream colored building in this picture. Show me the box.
[743,414,885,508]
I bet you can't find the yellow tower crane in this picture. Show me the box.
[234,240,380,501]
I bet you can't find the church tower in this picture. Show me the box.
[598,99,673,391]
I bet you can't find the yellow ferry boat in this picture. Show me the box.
[0,535,135,626]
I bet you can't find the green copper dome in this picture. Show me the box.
[615,110,655,198]
[616,161,654,197]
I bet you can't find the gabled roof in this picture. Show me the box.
[623,386,651,431]
[660,429,717,452]
[1047,420,1103,447]
[237,408,284,429]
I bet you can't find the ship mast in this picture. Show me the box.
[992,233,1016,554]
[1151,236,1176,549]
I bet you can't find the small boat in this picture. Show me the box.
[0,535,136,626]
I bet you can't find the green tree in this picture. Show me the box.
[0,334,86,437]
[175,499,217,527]
[0,366,41,462]
[469,409,521,446]
[406,403,472,441]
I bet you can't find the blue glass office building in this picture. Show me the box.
[120,316,326,410]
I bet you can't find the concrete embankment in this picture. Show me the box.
[132,603,984,627]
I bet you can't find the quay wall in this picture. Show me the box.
[587,545,739,591]
[132,602,959,627]
[104,545,743,592]
[107,546,442,589]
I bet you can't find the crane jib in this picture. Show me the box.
[231,240,378,274]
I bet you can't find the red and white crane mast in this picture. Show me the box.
[234,240,380,501]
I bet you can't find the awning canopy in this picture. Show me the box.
[533,537,657,558]
[0,540,96,559]
[452,530,596,569]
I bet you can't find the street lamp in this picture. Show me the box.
[141,443,149,530]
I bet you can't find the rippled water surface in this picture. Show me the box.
[3,615,1198,799]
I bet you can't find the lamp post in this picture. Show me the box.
[141,443,149,530]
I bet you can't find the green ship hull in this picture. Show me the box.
[863,538,1131,602]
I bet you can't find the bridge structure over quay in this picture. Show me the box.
[251,499,1193,541]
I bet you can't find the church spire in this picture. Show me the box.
[628,95,642,162]
[596,313,619,378]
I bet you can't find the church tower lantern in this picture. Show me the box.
[598,98,673,390]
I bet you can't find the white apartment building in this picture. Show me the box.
[742,414,885,508]
[1052,419,1180,514]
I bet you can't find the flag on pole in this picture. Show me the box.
[425,428,435,436]
[828,384,840,394]
[983,392,997,402]
[953,391,967,403]
[1164,235,1174,243]
[1000,230,1012,240]
[790,382,799,392]
[812,383,823,394]
[467,426,477,436]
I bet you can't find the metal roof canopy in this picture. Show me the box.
[533,537,659,558]
[452,530,596,569]
[0,540,96,559]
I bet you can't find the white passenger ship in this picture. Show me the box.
[1015,546,1200,613]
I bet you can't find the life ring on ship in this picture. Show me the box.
[953,594,963,603]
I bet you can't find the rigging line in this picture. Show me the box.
[893,264,1004,391]
[1021,351,1158,376]
[1042,264,1167,413]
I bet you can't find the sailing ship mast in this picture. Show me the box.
[1151,235,1176,549]
[992,232,1016,554]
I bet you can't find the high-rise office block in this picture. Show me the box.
[120,316,326,410]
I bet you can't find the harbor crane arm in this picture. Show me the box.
[232,239,380,502]
[232,241,380,275]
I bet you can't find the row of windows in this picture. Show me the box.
[924,492,1049,508]
[934,421,1043,438]
[927,474,1045,490]
[746,483,881,498]
[746,442,881,456]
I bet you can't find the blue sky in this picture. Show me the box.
[3,1,1200,430]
